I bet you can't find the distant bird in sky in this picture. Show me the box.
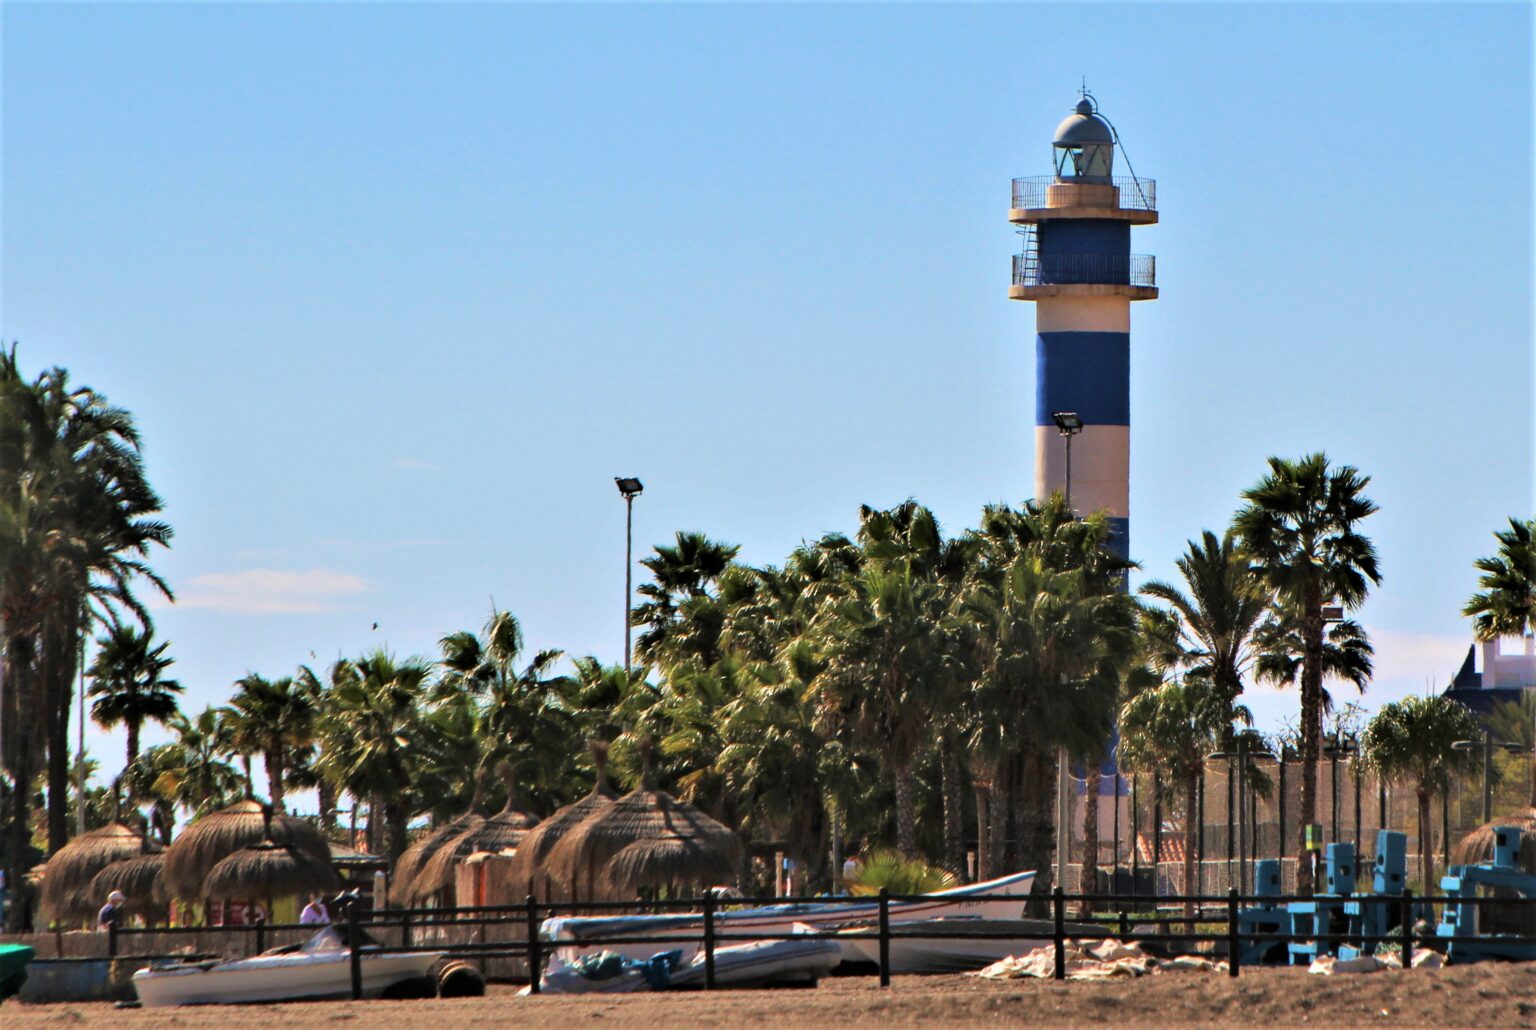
[371,622,378,631]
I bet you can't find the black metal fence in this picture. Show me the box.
[105,888,1536,999]
[1011,175,1157,211]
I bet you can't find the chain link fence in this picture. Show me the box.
[1059,752,1534,897]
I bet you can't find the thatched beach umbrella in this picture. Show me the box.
[408,791,539,904]
[1451,811,1536,935]
[88,853,168,925]
[160,799,329,901]
[501,742,618,901]
[203,840,340,911]
[391,769,492,905]
[39,823,156,926]
[546,745,740,901]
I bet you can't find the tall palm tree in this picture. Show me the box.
[138,707,242,819]
[1234,453,1380,895]
[1464,517,1536,641]
[1253,607,1374,714]
[1140,530,1271,704]
[0,349,171,897]
[632,531,741,669]
[957,497,1138,888]
[808,561,949,858]
[223,673,316,812]
[315,651,429,861]
[1120,675,1241,916]
[86,625,184,773]
[1361,695,1481,893]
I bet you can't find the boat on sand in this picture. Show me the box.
[132,927,444,1006]
[542,868,1036,964]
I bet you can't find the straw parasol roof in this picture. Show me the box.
[39,823,157,926]
[203,840,340,904]
[408,790,540,903]
[545,743,740,901]
[500,742,618,901]
[160,799,330,900]
[1451,810,1536,935]
[391,769,491,904]
[88,853,168,923]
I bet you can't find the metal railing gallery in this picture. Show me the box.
[1011,175,1157,212]
[103,887,1536,998]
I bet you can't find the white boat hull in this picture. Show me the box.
[545,869,1036,964]
[836,917,1102,974]
[132,949,445,1006]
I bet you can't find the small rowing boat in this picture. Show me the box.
[542,868,1036,964]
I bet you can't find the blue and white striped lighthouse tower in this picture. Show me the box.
[1010,94,1156,557]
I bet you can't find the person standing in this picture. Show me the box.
[300,893,331,926]
[96,890,126,931]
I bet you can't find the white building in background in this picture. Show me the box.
[1444,634,1536,715]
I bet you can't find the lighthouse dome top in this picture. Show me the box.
[1053,98,1113,148]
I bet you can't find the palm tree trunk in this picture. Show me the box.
[1298,595,1325,896]
[892,754,918,859]
[127,720,141,773]
[1016,748,1056,896]
[974,782,992,881]
[368,794,382,855]
[1183,773,1199,921]
[1083,764,1101,910]
[318,779,337,833]
[991,754,1014,873]
[941,741,965,877]
[264,749,285,812]
[1418,788,1433,896]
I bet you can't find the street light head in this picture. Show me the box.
[615,477,644,498]
[1051,411,1083,435]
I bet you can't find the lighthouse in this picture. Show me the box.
[1010,94,1156,558]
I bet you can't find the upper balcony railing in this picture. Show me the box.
[1012,175,1157,212]
[1013,252,1156,289]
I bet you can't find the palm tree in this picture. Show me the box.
[1464,517,1536,641]
[1120,675,1240,916]
[957,497,1138,889]
[1253,607,1374,714]
[1140,530,1271,704]
[315,651,429,861]
[1361,695,1481,893]
[86,625,184,773]
[632,531,741,669]
[1234,453,1380,895]
[139,708,242,819]
[0,349,171,897]
[223,674,316,812]
[808,561,949,858]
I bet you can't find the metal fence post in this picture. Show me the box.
[1227,888,1239,978]
[1118,910,1129,938]
[1400,889,1414,969]
[526,895,542,995]
[1052,886,1065,981]
[348,901,362,1000]
[703,890,717,990]
[254,914,266,954]
[401,909,412,950]
[878,888,891,988]
[108,921,118,957]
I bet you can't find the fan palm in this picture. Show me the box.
[223,674,316,813]
[140,707,242,819]
[1361,695,1481,893]
[0,349,171,892]
[1233,453,1380,894]
[632,531,741,669]
[1464,517,1536,642]
[86,625,184,774]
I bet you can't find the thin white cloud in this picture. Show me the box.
[174,569,369,614]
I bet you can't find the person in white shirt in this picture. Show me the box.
[300,894,331,925]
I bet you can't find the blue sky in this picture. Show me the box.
[4,3,1532,788]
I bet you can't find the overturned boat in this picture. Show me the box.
[542,868,1036,964]
[529,937,844,994]
[132,927,444,1006]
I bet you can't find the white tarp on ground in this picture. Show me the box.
[972,939,1227,980]
[1308,950,1444,975]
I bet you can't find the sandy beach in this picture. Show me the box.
[10,966,1536,1028]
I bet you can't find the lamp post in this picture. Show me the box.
[614,477,644,680]
[1049,412,1082,896]
[1051,411,1084,514]
[1322,731,1358,848]
[1453,733,1525,823]
[1209,736,1276,894]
